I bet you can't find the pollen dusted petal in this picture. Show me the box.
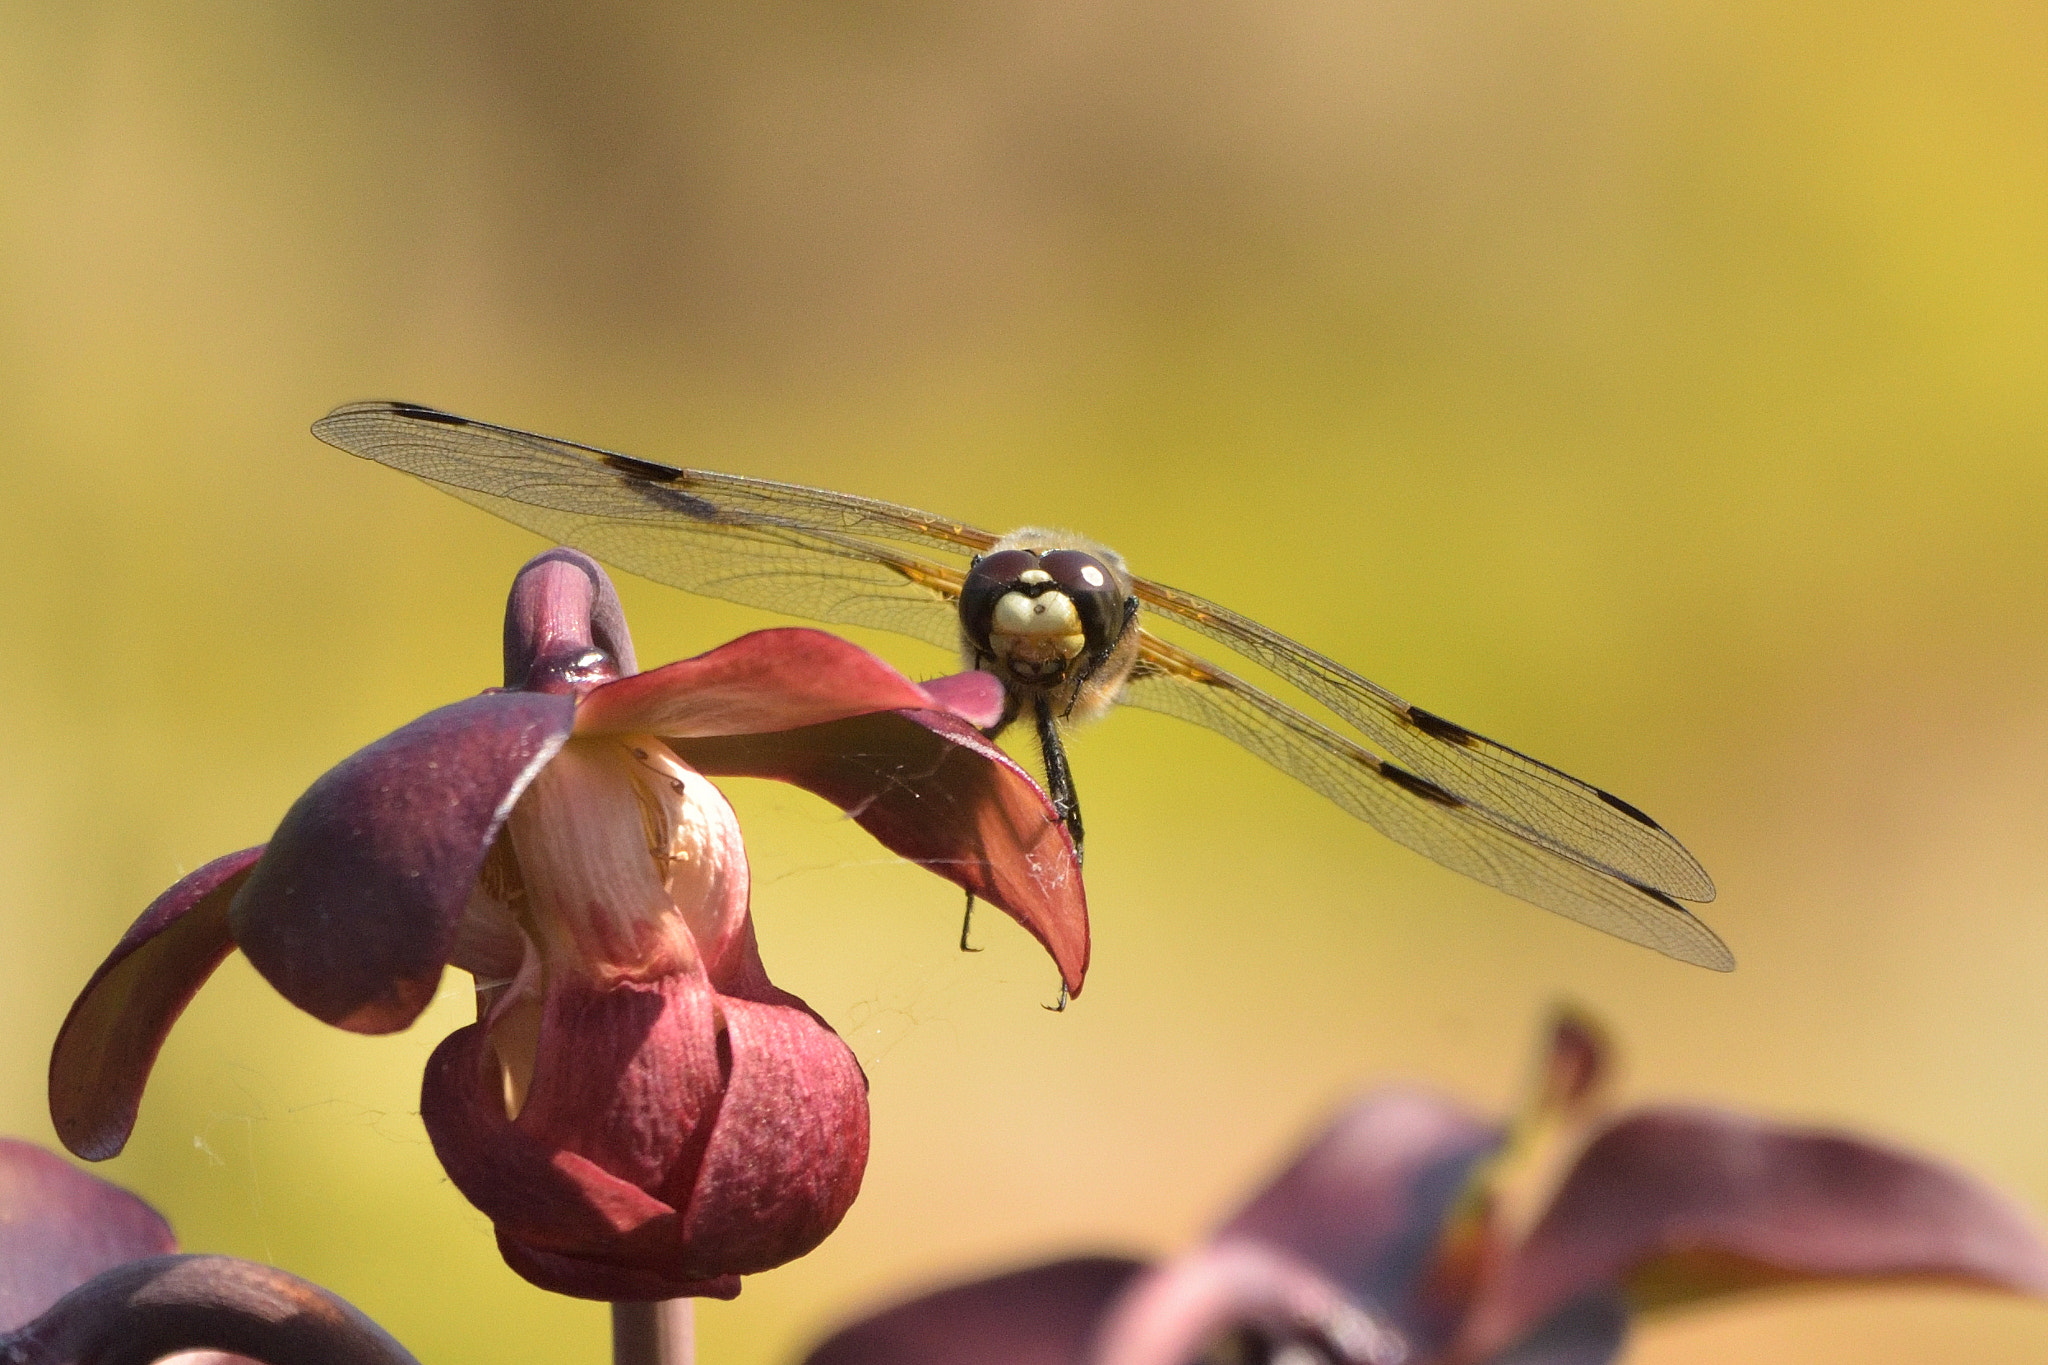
[574,628,937,739]
[230,690,575,1034]
[49,846,263,1161]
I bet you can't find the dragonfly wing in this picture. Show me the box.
[1131,580,1714,904]
[315,402,970,650]
[1120,642,1732,970]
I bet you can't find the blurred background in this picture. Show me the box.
[3,2,2046,1360]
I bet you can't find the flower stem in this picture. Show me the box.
[611,1300,695,1365]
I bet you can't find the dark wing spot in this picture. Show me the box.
[1595,787,1665,831]
[1639,883,1694,915]
[1379,762,1462,807]
[603,452,685,483]
[602,453,719,519]
[1407,706,1477,747]
[386,401,470,426]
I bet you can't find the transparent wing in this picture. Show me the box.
[313,401,975,649]
[1121,637,1732,969]
[1130,579,1714,904]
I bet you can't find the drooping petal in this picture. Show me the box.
[1215,1088,1502,1349]
[231,690,575,1034]
[670,708,1089,996]
[1,1253,419,1365]
[0,1139,176,1330]
[1457,1105,2048,1357]
[1085,1240,1407,1365]
[574,629,941,739]
[801,1258,1147,1365]
[49,847,263,1161]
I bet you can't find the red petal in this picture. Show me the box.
[670,708,1089,996]
[496,1237,740,1303]
[48,847,261,1161]
[231,690,574,1033]
[1089,1240,1406,1365]
[0,1139,177,1330]
[1217,1088,1501,1349]
[674,987,869,1273]
[1460,1105,2048,1356]
[802,1258,1147,1365]
[575,629,935,739]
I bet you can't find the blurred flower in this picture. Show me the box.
[0,1136,417,1364]
[50,549,1086,1301]
[803,1010,2048,1365]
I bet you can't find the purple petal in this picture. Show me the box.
[2,1253,418,1364]
[0,1139,176,1330]
[503,550,635,691]
[1460,1105,2048,1356]
[49,847,262,1161]
[669,707,1089,996]
[1216,1088,1501,1347]
[1086,1240,1407,1365]
[802,1258,1147,1365]
[575,629,937,740]
[230,690,574,1034]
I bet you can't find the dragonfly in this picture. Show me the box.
[313,401,1729,971]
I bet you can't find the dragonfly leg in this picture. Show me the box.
[959,891,982,953]
[1033,694,1084,865]
[1043,982,1070,1013]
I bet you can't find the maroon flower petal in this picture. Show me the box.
[670,708,1089,996]
[49,847,262,1161]
[0,1139,177,1330]
[802,1258,1147,1365]
[1459,1105,2048,1357]
[231,690,575,1034]
[423,969,868,1299]
[2,1253,419,1365]
[421,1024,689,1264]
[1216,1088,1501,1348]
[1087,1240,1407,1365]
[575,629,937,739]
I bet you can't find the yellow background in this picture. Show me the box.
[4,4,2046,1361]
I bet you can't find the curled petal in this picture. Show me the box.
[1086,1240,1407,1365]
[1217,1089,1501,1348]
[1459,1106,2048,1357]
[49,847,262,1161]
[575,629,937,739]
[1,1253,419,1365]
[231,690,575,1034]
[670,708,1089,996]
[504,548,636,689]
[802,1258,1147,1365]
[0,1139,176,1330]
[422,970,867,1300]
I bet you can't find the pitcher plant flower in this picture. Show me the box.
[0,1136,418,1364]
[50,548,1086,1301]
[804,1009,2048,1365]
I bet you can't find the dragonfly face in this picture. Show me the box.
[958,532,1143,732]
[311,400,1731,971]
